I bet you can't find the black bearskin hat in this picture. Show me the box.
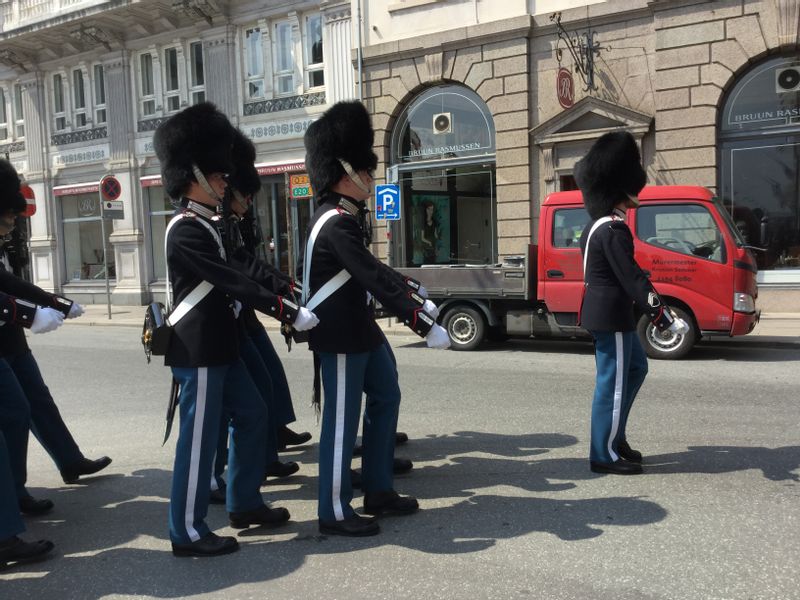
[153,102,236,199]
[574,131,647,219]
[304,101,378,199]
[230,129,262,197]
[0,159,26,214]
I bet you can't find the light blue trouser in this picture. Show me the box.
[169,360,267,545]
[212,334,280,491]
[0,430,25,540]
[318,345,400,522]
[0,359,31,500]
[589,331,648,463]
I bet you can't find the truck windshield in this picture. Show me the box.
[713,197,747,247]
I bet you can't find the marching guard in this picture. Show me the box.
[575,131,690,475]
[302,101,450,537]
[153,103,318,557]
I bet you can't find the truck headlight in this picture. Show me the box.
[733,292,755,313]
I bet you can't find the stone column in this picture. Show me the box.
[103,51,147,304]
[202,25,237,120]
[323,3,354,103]
[19,72,60,292]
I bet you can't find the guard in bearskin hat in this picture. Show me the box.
[576,131,690,475]
[0,159,113,567]
[302,101,449,536]
[207,128,311,505]
[153,103,318,557]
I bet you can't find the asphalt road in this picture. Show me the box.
[1,326,798,600]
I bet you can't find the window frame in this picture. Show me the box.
[243,25,266,100]
[303,13,324,90]
[0,87,8,141]
[92,64,107,125]
[71,67,89,129]
[635,202,727,264]
[13,84,24,138]
[52,72,68,132]
[138,50,159,118]
[272,19,296,97]
[188,40,206,105]
[162,45,182,114]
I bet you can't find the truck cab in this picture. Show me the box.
[541,186,759,358]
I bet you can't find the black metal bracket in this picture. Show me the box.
[550,12,606,92]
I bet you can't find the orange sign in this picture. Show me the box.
[289,173,314,199]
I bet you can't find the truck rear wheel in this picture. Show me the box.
[637,306,697,360]
[444,306,485,351]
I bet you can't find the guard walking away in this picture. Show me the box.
[153,103,318,557]
[302,101,450,537]
[575,131,690,475]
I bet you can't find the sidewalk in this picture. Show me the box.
[67,304,800,348]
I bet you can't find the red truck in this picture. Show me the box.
[397,185,760,359]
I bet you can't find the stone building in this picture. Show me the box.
[358,0,800,310]
[0,0,354,304]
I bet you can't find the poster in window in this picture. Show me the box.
[411,194,450,265]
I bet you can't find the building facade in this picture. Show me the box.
[0,0,354,304]
[1,0,798,310]
[358,0,800,310]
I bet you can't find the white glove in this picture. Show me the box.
[425,324,450,349]
[31,307,64,334]
[232,300,242,318]
[668,317,690,336]
[418,285,428,299]
[67,302,84,319]
[422,299,440,319]
[293,307,319,332]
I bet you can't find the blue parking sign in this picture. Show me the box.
[375,184,401,220]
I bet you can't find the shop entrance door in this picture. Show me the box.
[286,195,314,280]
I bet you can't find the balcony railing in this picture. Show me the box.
[1,0,106,32]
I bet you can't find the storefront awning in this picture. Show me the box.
[139,159,306,187]
[53,182,100,196]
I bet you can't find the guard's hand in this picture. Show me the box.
[425,324,450,349]
[668,317,690,336]
[418,285,428,299]
[422,299,440,319]
[232,300,242,319]
[31,307,64,334]
[293,307,319,332]
[67,302,84,319]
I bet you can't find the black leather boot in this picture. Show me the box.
[618,440,643,463]
[0,536,55,567]
[60,456,112,484]
[229,504,290,529]
[590,459,643,475]
[171,532,238,557]
[319,514,379,537]
[363,490,419,517]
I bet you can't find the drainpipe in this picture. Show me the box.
[357,0,363,102]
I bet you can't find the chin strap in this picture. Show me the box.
[192,164,223,212]
[338,159,372,195]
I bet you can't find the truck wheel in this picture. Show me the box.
[444,306,485,351]
[637,307,697,360]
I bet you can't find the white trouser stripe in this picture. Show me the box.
[607,333,624,461]
[332,354,347,521]
[185,367,208,542]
